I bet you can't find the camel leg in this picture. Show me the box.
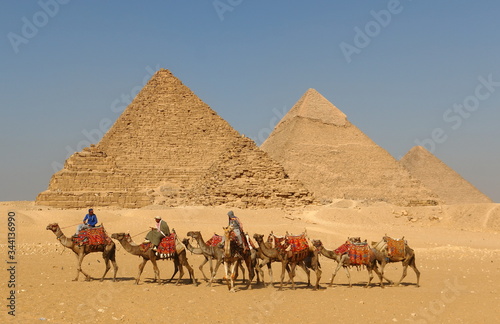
[395,257,417,287]
[199,256,210,282]
[297,261,310,287]
[175,258,185,286]
[371,264,384,288]
[73,253,81,281]
[310,253,322,290]
[209,258,223,286]
[230,261,239,292]
[410,256,420,287]
[289,263,297,290]
[279,261,287,291]
[314,267,322,291]
[167,261,178,283]
[237,262,245,284]
[109,248,118,282]
[379,261,394,285]
[258,258,270,286]
[136,258,148,284]
[329,262,344,287]
[182,255,196,286]
[244,257,254,290]
[100,256,111,282]
[223,261,231,290]
[267,263,274,287]
[75,253,92,281]
[150,258,161,284]
[365,266,375,288]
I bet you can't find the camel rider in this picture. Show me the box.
[145,216,170,251]
[75,208,98,236]
[223,211,248,249]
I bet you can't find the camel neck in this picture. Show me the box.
[257,239,276,257]
[118,237,142,255]
[194,234,214,254]
[55,227,73,248]
[223,232,231,258]
[185,240,203,254]
[320,246,338,260]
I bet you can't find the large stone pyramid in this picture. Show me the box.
[261,89,439,206]
[400,146,492,204]
[36,69,313,208]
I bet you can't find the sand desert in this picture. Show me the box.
[1,200,499,323]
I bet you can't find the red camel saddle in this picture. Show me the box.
[206,234,223,247]
[74,226,112,246]
[384,236,406,260]
[156,233,178,259]
[347,242,372,266]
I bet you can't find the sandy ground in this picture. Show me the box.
[1,200,499,323]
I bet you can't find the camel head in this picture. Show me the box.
[187,231,201,240]
[182,238,190,246]
[46,223,59,232]
[311,239,323,250]
[253,233,264,243]
[222,225,234,238]
[348,237,361,243]
[111,233,126,241]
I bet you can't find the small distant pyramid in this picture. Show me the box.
[261,89,439,206]
[400,146,492,204]
[36,69,313,208]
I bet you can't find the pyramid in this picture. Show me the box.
[186,136,313,208]
[400,146,492,204]
[36,69,313,208]
[261,89,439,206]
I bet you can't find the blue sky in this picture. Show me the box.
[1,1,499,202]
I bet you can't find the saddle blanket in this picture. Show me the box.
[74,226,112,246]
[140,242,152,253]
[156,233,177,258]
[268,234,287,251]
[384,236,406,260]
[348,243,372,266]
[206,234,223,247]
[334,243,350,255]
[286,234,309,253]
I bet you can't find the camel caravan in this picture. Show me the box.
[46,214,420,292]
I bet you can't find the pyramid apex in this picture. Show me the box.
[405,146,434,158]
[278,88,347,127]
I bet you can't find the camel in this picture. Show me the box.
[253,233,321,290]
[371,236,420,287]
[183,231,248,286]
[222,226,254,292]
[111,232,196,286]
[250,234,292,287]
[46,223,118,282]
[311,239,384,288]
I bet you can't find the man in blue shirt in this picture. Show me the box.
[75,208,98,235]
